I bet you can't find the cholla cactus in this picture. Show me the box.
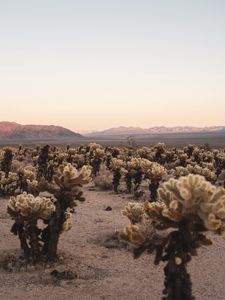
[7,192,55,222]
[0,171,18,196]
[37,163,92,261]
[127,158,141,170]
[110,159,125,193]
[137,147,153,159]
[121,174,225,300]
[155,174,225,232]
[188,165,216,182]
[174,164,216,183]
[73,154,86,168]
[146,162,165,180]
[154,143,166,164]
[16,165,37,194]
[37,145,54,181]
[145,163,166,201]
[62,208,73,232]
[7,193,55,262]
[7,163,91,263]
[8,192,55,220]
[126,158,146,191]
[90,156,102,177]
[1,148,13,177]
[56,163,91,188]
[111,158,126,170]
[173,166,190,178]
[88,143,102,152]
[122,203,144,224]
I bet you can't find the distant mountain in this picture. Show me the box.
[0,122,82,141]
[87,126,225,136]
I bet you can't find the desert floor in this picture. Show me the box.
[1,185,225,300]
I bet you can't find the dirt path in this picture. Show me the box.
[1,187,225,300]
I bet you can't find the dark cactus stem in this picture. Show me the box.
[67,154,73,163]
[46,164,55,183]
[186,145,194,158]
[155,148,164,164]
[112,148,120,158]
[12,223,30,257]
[162,222,195,300]
[1,148,13,178]
[44,194,67,261]
[105,156,112,170]
[125,171,132,193]
[163,257,193,300]
[46,217,61,261]
[112,168,121,193]
[37,145,50,180]
[28,223,41,263]
[216,167,221,178]
[91,157,102,177]
[18,171,28,192]
[134,168,143,191]
[149,180,159,201]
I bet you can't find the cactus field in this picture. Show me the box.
[0,143,225,300]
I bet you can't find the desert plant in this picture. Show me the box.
[111,158,125,193]
[112,169,121,193]
[121,174,225,300]
[125,170,133,193]
[126,158,151,192]
[146,162,166,201]
[7,163,91,263]
[94,164,113,190]
[1,148,13,178]
[37,145,50,180]
[0,171,18,196]
[7,193,56,262]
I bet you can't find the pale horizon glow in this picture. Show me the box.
[1,0,225,132]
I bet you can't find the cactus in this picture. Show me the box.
[7,193,55,262]
[121,174,225,300]
[7,163,91,263]
[1,148,13,178]
[39,164,91,261]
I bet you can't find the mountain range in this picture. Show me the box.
[0,122,82,141]
[87,126,225,136]
[1,122,225,143]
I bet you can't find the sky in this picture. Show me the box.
[0,0,225,132]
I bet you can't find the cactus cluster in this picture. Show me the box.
[8,192,55,220]
[6,162,91,263]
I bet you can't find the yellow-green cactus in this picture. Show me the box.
[62,208,73,232]
[110,158,126,170]
[122,203,145,224]
[54,163,92,189]
[144,174,225,232]
[7,192,55,220]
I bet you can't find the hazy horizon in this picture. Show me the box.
[1,120,225,134]
[1,1,225,131]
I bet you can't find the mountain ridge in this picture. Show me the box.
[86,126,225,136]
[0,122,82,140]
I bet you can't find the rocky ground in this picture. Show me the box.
[1,186,225,300]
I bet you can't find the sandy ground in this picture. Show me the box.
[1,186,225,300]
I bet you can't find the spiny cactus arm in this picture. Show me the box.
[38,177,60,194]
[122,203,145,224]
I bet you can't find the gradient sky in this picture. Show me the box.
[0,0,225,132]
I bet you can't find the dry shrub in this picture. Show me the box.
[94,164,113,190]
